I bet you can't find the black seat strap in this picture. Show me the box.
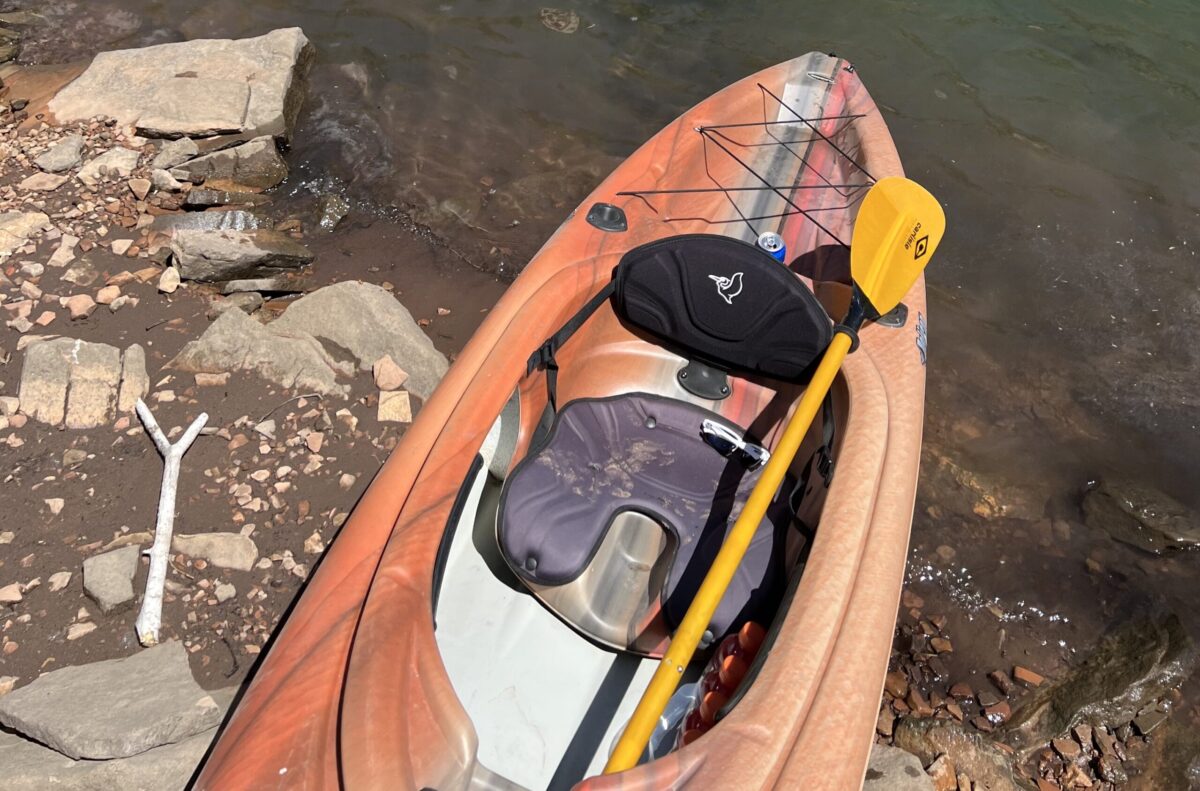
[790,392,837,513]
[526,282,615,408]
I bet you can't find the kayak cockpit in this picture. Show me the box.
[432,234,846,788]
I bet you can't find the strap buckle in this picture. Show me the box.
[526,341,556,375]
[816,447,834,487]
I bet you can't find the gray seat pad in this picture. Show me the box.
[498,393,793,637]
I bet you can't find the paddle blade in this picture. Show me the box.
[850,177,945,315]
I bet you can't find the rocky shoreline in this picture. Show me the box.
[0,20,506,788]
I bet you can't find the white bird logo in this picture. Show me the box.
[708,272,744,305]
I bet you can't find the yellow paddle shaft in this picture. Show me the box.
[604,331,854,773]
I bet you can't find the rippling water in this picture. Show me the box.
[23,0,1200,727]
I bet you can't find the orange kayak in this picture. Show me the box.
[196,51,925,790]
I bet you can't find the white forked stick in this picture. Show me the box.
[134,398,208,647]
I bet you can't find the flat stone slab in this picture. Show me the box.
[169,136,287,190]
[0,727,216,791]
[0,687,235,791]
[272,281,448,400]
[35,134,85,173]
[0,642,223,760]
[170,228,313,281]
[137,77,251,138]
[17,338,148,428]
[172,532,259,572]
[0,211,50,259]
[151,209,263,234]
[82,545,140,614]
[50,28,312,141]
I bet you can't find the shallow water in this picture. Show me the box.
[20,0,1200,763]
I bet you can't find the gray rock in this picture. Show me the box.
[49,28,313,141]
[136,77,251,138]
[0,211,50,259]
[34,135,85,173]
[222,274,308,294]
[894,719,1019,791]
[169,136,288,190]
[150,168,185,192]
[0,725,218,791]
[82,545,140,614]
[170,228,313,281]
[1083,479,1200,554]
[77,148,141,188]
[150,138,199,170]
[272,281,448,399]
[863,743,934,791]
[206,292,264,319]
[170,309,351,397]
[171,532,258,571]
[184,188,272,208]
[1002,614,1194,753]
[0,642,221,760]
[152,209,263,234]
[18,338,142,428]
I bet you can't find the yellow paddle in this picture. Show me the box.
[603,176,946,774]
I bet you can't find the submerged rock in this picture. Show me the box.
[49,28,313,141]
[152,209,263,233]
[893,719,1020,791]
[1083,479,1200,554]
[863,743,934,791]
[1001,614,1194,752]
[170,228,314,281]
[0,642,222,760]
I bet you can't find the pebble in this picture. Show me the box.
[66,621,98,640]
[987,669,1014,695]
[158,266,181,293]
[65,294,96,320]
[0,583,22,604]
[372,354,409,391]
[0,676,16,696]
[1013,665,1045,687]
[110,239,133,256]
[128,178,152,201]
[305,432,324,453]
[338,473,356,491]
[95,284,121,304]
[48,571,73,592]
[215,583,236,603]
[45,498,65,515]
[303,531,325,555]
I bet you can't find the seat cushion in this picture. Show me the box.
[498,393,794,639]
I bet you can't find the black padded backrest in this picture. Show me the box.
[612,234,832,383]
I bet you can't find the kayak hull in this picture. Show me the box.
[196,52,923,791]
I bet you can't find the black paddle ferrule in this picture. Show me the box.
[832,288,868,353]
